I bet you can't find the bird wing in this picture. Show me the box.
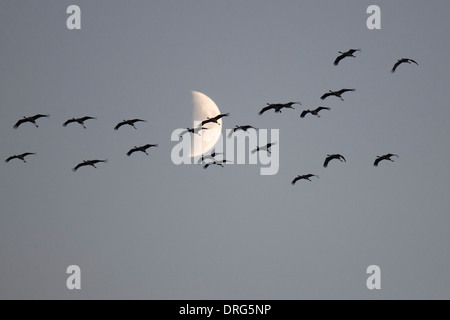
[409,59,418,65]
[73,163,85,171]
[130,119,146,123]
[300,110,309,118]
[114,122,124,130]
[340,155,346,162]
[339,88,355,94]
[80,116,96,122]
[258,105,274,115]
[374,158,381,166]
[127,148,137,156]
[201,118,213,126]
[63,119,75,127]
[320,92,332,100]
[333,54,345,66]
[179,129,189,136]
[291,176,300,185]
[5,156,16,163]
[13,118,27,129]
[143,144,158,150]
[21,152,35,157]
[32,114,50,120]
[323,157,331,168]
[316,106,331,112]
[217,113,230,120]
[391,60,402,73]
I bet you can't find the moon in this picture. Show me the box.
[190,91,222,157]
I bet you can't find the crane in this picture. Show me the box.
[227,125,257,138]
[334,49,361,66]
[13,114,50,129]
[321,89,355,101]
[391,58,418,73]
[374,154,399,166]
[127,144,158,156]
[5,152,35,163]
[63,116,96,129]
[300,106,330,118]
[251,142,276,154]
[201,113,230,126]
[73,159,108,172]
[323,154,346,168]
[291,174,319,185]
[114,119,146,130]
[258,102,301,115]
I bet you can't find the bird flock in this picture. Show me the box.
[177,51,416,183]
[7,115,158,171]
[6,52,416,183]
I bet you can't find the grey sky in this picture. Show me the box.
[1,1,450,299]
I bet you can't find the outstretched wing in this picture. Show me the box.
[316,106,331,112]
[63,119,75,127]
[374,157,382,166]
[114,122,124,130]
[409,59,418,66]
[127,148,137,156]
[131,119,146,124]
[13,118,27,129]
[338,88,355,95]
[32,114,50,120]
[72,163,85,172]
[391,60,402,73]
[143,144,158,150]
[80,116,96,122]
[21,152,35,158]
[291,176,300,185]
[5,155,17,163]
[300,110,309,118]
[258,105,274,115]
[320,92,332,100]
[323,157,331,168]
[333,54,345,66]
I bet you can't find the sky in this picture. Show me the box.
[1,0,450,299]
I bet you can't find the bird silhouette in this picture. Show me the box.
[321,89,355,101]
[114,119,146,130]
[227,125,257,138]
[73,159,108,172]
[251,142,276,154]
[323,154,346,168]
[127,144,158,156]
[13,114,50,129]
[291,174,319,185]
[5,152,36,163]
[334,49,361,66]
[374,154,399,166]
[200,113,230,126]
[300,106,330,118]
[63,116,96,129]
[258,102,301,115]
[391,58,418,73]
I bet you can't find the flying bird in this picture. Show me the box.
[203,160,232,169]
[13,114,50,129]
[391,58,418,73]
[321,89,355,101]
[200,113,230,126]
[179,127,208,136]
[333,49,361,66]
[197,151,222,164]
[258,102,301,115]
[300,106,330,118]
[374,154,399,167]
[5,152,35,163]
[251,142,276,154]
[63,116,96,129]
[291,174,319,185]
[227,125,257,138]
[127,144,158,156]
[323,154,346,168]
[114,119,146,130]
[72,159,108,172]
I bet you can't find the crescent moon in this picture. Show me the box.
[191,91,222,157]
